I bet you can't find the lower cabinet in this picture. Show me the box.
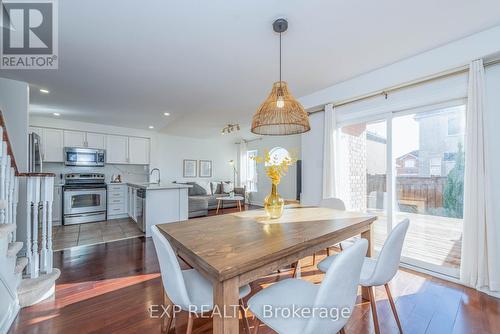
[107,184,128,219]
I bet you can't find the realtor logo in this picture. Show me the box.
[1,0,58,69]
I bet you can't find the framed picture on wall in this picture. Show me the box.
[199,160,212,178]
[183,159,197,178]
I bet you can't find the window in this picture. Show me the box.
[246,150,258,192]
[404,159,415,168]
[429,157,442,176]
[447,116,464,135]
[337,103,465,278]
[267,147,290,166]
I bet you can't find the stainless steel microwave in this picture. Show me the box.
[64,147,106,167]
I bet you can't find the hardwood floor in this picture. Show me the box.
[9,216,500,333]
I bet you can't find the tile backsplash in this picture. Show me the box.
[44,162,149,184]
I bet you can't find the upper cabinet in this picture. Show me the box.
[63,130,86,148]
[43,128,64,162]
[29,126,150,165]
[86,132,106,149]
[106,135,129,164]
[128,137,150,165]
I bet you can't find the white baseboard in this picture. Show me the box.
[249,201,264,207]
[0,299,19,334]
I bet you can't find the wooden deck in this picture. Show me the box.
[371,211,462,270]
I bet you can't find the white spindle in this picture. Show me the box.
[5,157,11,227]
[44,176,54,273]
[25,177,33,276]
[31,177,41,278]
[0,148,8,224]
[8,167,15,240]
[40,177,49,273]
[12,177,18,241]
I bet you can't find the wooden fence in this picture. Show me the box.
[367,174,446,211]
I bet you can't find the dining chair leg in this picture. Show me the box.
[339,243,343,251]
[339,328,346,334]
[239,299,251,334]
[186,313,194,334]
[252,318,261,334]
[385,283,403,333]
[161,282,174,333]
[367,286,380,334]
[291,261,299,277]
[312,253,316,265]
[326,247,331,256]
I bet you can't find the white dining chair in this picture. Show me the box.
[319,197,351,259]
[248,239,368,334]
[318,219,410,334]
[151,225,252,334]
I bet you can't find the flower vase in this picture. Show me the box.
[264,183,284,219]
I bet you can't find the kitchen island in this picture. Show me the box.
[127,182,191,237]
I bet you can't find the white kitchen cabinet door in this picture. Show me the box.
[86,132,106,149]
[106,134,129,164]
[53,186,63,223]
[63,130,86,148]
[43,128,64,162]
[128,137,150,164]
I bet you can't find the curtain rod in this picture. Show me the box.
[234,137,263,145]
[308,58,500,115]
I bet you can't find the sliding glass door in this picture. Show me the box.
[338,102,465,277]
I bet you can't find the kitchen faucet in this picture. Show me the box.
[150,168,161,184]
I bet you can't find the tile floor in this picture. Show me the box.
[52,218,144,251]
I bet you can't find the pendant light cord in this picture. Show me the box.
[279,31,282,86]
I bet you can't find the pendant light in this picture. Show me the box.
[251,18,311,135]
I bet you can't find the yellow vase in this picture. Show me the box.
[264,183,284,219]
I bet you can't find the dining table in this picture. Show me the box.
[156,206,377,334]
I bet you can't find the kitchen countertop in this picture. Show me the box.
[126,182,192,190]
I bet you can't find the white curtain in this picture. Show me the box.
[238,141,248,187]
[461,59,499,297]
[322,104,337,199]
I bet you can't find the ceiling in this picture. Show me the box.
[2,0,500,138]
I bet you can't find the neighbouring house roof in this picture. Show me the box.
[396,150,419,162]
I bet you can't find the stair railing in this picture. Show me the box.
[0,111,56,279]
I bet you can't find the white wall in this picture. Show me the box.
[0,78,29,170]
[245,135,301,206]
[300,113,324,205]
[484,63,500,282]
[29,116,236,185]
[299,25,500,205]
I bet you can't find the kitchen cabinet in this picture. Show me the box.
[63,130,86,148]
[128,137,150,164]
[43,128,64,162]
[107,183,128,218]
[29,127,44,137]
[53,185,62,223]
[86,132,106,149]
[106,135,129,164]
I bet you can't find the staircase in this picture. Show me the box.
[0,112,60,333]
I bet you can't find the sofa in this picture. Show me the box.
[175,181,246,218]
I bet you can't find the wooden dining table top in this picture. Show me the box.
[156,206,377,282]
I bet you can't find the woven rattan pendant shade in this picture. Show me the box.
[251,81,310,135]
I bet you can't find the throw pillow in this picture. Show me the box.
[222,182,234,194]
[211,181,221,194]
[199,181,212,195]
[186,182,207,196]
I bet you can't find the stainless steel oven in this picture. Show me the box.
[63,173,107,225]
[64,147,105,167]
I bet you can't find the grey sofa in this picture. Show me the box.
[175,181,245,218]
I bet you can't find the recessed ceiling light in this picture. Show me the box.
[40,89,50,94]
[53,112,60,116]
[163,112,170,116]
[148,125,154,129]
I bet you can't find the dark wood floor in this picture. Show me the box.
[9,207,500,334]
